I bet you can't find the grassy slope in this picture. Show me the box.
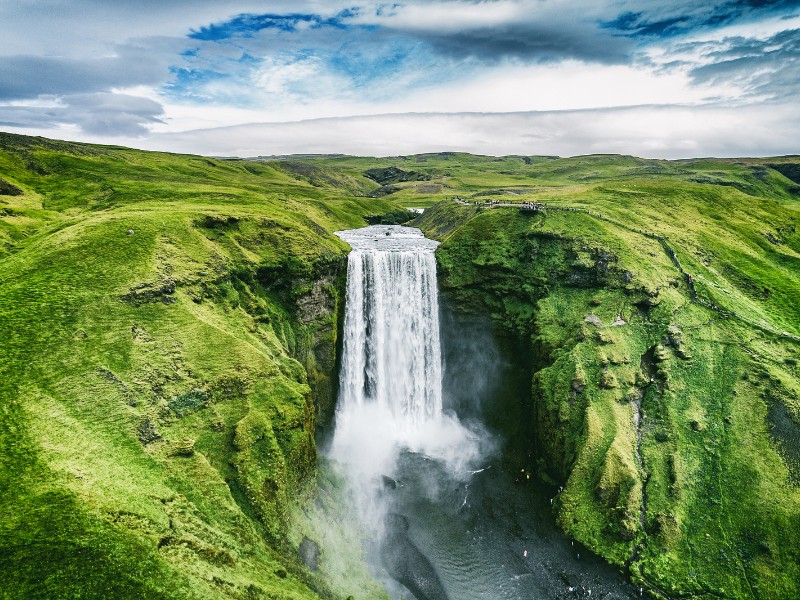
[410,154,800,599]
[0,133,393,599]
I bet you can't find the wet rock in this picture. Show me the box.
[381,513,448,600]
[296,275,335,322]
[312,336,335,372]
[299,537,319,571]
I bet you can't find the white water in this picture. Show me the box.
[337,225,443,426]
[330,225,481,530]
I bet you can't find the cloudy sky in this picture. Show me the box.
[1,0,799,157]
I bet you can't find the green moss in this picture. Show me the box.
[419,167,800,598]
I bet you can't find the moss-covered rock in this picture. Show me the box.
[419,185,800,599]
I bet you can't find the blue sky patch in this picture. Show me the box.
[603,1,800,40]
[602,12,694,38]
[189,11,357,41]
[167,8,443,105]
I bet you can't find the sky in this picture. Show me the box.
[1,0,799,158]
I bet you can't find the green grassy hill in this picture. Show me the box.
[0,133,393,599]
[413,156,800,599]
[1,133,799,599]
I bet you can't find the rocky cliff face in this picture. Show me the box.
[418,199,800,599]
[292,258,348,436]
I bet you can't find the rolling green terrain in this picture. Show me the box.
[0,133,393,599]
[1,133,799,599]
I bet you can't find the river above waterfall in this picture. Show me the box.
[327,225,638,600]
[336,224,440,252]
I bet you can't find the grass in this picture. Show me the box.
[2,133,800,598]
[0,132,396,599]
[414,154,800,599]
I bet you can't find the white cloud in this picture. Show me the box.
[2,0,798,154]
[142,57,739,132]
[252,55,349,100]
[352,1,535,32]
[390,61,711,113]
[0,92,163,136]
[134,103,800,158]
[681,13,800,45]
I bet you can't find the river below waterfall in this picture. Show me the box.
[327,225,638,600]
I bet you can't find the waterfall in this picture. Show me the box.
[328,225,490,600]
[322,227,632,600]
[335,225,443,428]
[329,223,481,553]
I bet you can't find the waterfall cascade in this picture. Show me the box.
[329,225,476,600]
[335,225,443,428]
